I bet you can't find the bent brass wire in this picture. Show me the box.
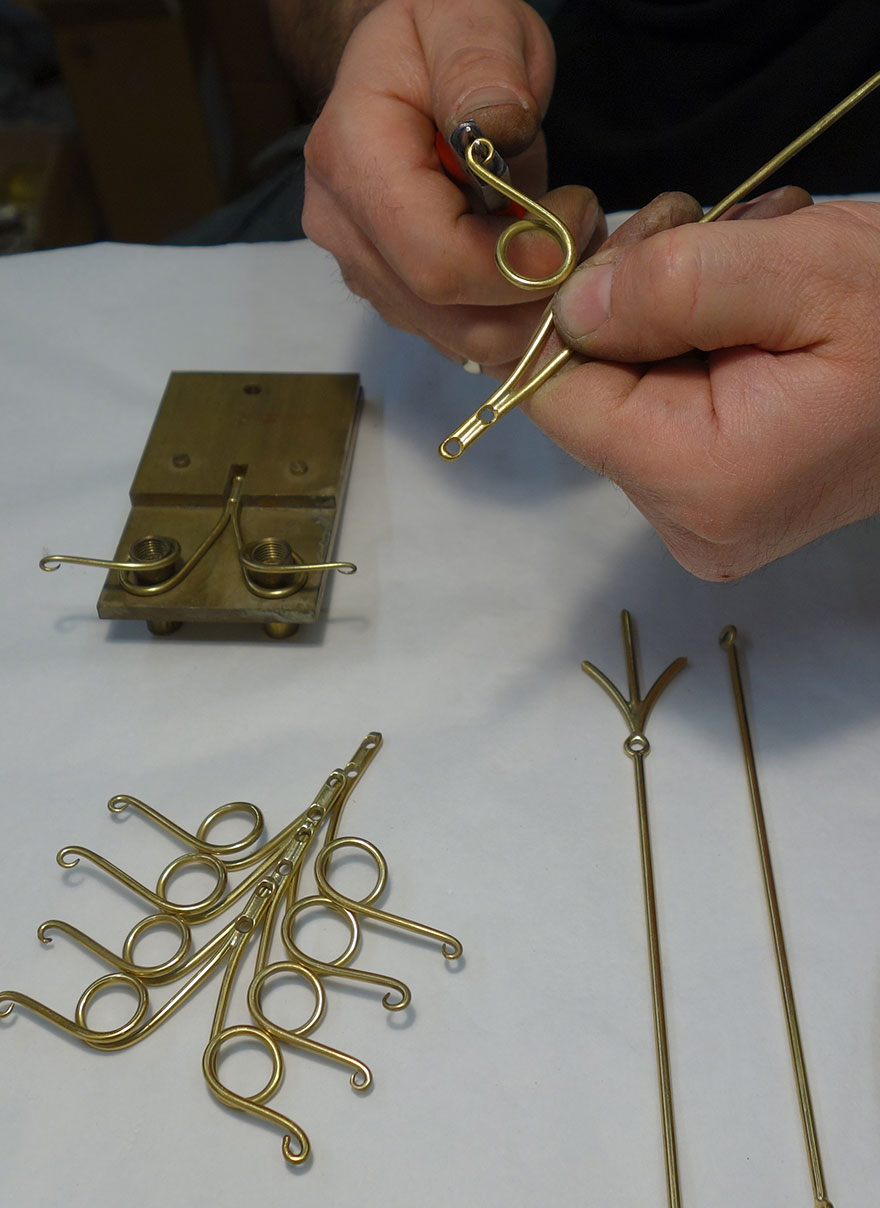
[248,961,375,1090]
[37,912,192,982]
[40,473,245,595]
[1,731,462,1166]
[462,137,578,291]
[582,611,687,1208]
[41,471,356,597]
[282,896,412,1011]
[720,626,834,1208]
[109,795,265,863]
[40,538,182,582]
[315,837,463,960]
[231,506,356,599]
[440,67,880,460]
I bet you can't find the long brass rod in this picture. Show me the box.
[633,749,682,1208]
[719,626,832,1208]
[582,612,687,1207]
[702,69,880,222]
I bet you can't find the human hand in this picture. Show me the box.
[526,193,880,579]
[303,0,605,374]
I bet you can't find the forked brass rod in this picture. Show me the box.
[719,626,833,1208]
[582,612,687,1208]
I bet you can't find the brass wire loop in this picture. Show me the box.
[582,611,687,1208]
[1,731,462,1165]
[440,67,880,460]
[720,626,834,1208]
[40,471,356,597]
[464,137,577,291]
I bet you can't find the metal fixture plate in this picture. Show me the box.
[97,371,361,631]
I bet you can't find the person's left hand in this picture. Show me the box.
[524,194,880,579]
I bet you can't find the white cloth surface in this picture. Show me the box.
[0,234,878,1208]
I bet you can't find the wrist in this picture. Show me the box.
[268,0,382,114]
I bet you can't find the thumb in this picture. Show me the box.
[425,0,555,156]
[552,209,831,363]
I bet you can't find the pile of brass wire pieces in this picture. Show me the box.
[0,733,462,1166]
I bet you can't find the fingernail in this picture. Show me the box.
[457,86,531,116]
[555,261,615,338]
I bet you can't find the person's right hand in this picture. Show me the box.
[303,0,605,375]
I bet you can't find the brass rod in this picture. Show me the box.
[702,69,880,222]
[633,749,682,1208]
[623,609,641,704]
[583,612,687,1208]
[719,626,833,1208]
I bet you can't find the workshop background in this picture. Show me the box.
[0,0,303,252]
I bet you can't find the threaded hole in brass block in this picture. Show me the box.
[243,538,306,594]
[248,538,293,566]
[128,535,179,586]
[130,535,176,563]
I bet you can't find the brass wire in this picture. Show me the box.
[281,896,412,1011]
[108,795,265,860]
[37,913,192,982]
[720,626,834,1208]
[56,844,229,918]
[1,732,460,1165]
[248,962,374,1090]
[582,611,687,1208]
[464,136,578,290]
[440,67,880,460]
[40,472,356,597]
[315,837,464,960]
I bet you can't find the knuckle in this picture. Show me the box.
[669,482,776,579]
[641,227,704,319]
[301,172,335,249]
[303,121,331,180]
[300,194,322,243]
[662,526,752,582]
[300,202,330,251]
[676,497,744,548]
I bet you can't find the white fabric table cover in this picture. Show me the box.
[1,233,878,1207]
